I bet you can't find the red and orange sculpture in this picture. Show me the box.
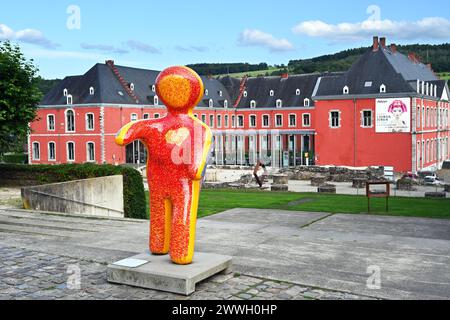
[115,66,212,265]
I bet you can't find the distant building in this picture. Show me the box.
[29,36,450,173]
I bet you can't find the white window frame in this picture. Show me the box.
[296,89,300,96]
[237,115,244,128]
[219,90,223,97]
[224,100,228,109]
[32,142,40,161]
[131,113,138,122]
[288,113,297,127]
[224,115,229,128]
[275,114,283,128]
[67,94,73,105]
[154,95,159,106]
[201,114,206,124]
[304,98,310,107]
[262,114,270,128]
[329,110,341,129]
[303,113,311,127]
[380,84,386,93]
[154,113,160,119]
[65,109,75,133]
[249,114,257,128]
[48,141,56,161]
[343,86,349,95]
[130,83,135,91]
[250,100,256,109]
[217,115,222,128]
[86,142,95,162]
[243,91,248,97]
[143,113,150,120]
[269,90,274,97]
[209,99,213,108]
[86,113,95,131]
[67,141,75,162]
[360,109,373,128]
[205,89,209,96]
[232,115,236,128]
[63,88,68,97]
[89,87,95,95]
[151,85,156,92]
[209,115,214,128]
[276,99,282,108]
[47,114,55,131]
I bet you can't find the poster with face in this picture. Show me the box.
[376,98,411,133]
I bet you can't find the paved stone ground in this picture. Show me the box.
[0,246,373,300]
[0,207,449,300]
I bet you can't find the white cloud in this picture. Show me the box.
[292,17,450,42]
[81,43,129,54]
[238,29,294,52]
[126,40,161,54]
[0,24,59,49]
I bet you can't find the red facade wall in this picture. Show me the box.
[315,98,412,172]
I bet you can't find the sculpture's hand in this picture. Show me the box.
[115,120,154,146]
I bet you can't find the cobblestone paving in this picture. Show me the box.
[0,246,378,300]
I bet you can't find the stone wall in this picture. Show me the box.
[279,166,385,183]
[21,175,124,218]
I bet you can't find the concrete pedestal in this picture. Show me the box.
[107,252,233,296]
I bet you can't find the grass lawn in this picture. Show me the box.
[145,189,450,219]
[438,72,450,81]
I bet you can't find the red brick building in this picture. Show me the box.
[29,37,450,173]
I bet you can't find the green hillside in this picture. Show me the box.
[288,43,450,74]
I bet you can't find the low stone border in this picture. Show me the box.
[425,192,446,199]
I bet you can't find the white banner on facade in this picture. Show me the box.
[376,98,411,133]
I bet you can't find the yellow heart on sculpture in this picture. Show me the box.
[165,127,190,146]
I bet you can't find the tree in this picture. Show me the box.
[0,41,42,155]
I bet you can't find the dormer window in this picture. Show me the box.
[304,98,310,107]
[343,86,349,95]
[151,85,156,92]
[63,88,68,97]
[67,94,73,105]
[270,90,274,97]
[89,87,95,95]
[130,83,135,91]
[296,89,300,96]
[250,100,256,109]
[243,91,248,97]
[364,81,372,87]
[224,100,228,108]
[154,95,159,105]
[118,91,124,96]
[380,84,386,93]
[276,99,282,108]
[205,89,208,96]
[219,90,223,97]
[209,99,213,108]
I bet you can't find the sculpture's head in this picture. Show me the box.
[155,66,204,114]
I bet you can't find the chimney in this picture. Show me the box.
[390,43,397,54]
[105,60,114,66]
[380,37,386,48]
[373,36,379,51]
[281,73,289,79]
[427,63,432,70]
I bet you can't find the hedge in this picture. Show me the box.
[1,153,28,164]
[0,164,147,219]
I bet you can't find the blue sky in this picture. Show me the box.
[1,0,449,79]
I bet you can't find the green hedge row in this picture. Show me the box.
[1,153,28,164]
[0,164,147,219]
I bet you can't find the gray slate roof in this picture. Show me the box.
[314,44,440,98]
[41,63,232,108]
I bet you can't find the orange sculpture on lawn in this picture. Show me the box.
[115,66,212,265]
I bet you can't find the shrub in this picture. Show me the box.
[0,164,147,219]
[1,153,28,164]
